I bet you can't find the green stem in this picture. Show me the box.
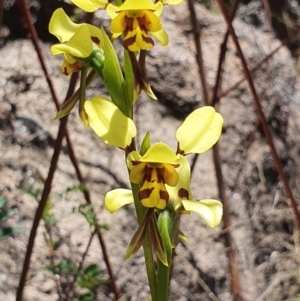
[157,210,174,301]
[131,183,157,301]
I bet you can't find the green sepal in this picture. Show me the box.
[54,89,80,120]
[125,209,154,260]
[156,210,174,301]
[157,210,173,256]
[54,70,96,120]
[149,214,168,266]
[101,28,128,116]
[79,67,88,127]
[140,132,151,156]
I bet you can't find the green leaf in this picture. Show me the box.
[0,209,14,222]
[46,259,76,275]
[0,196,7,208]
[58,183,87,199]
[78,204,108,230]
[101,29,127,116]
[23,186,41,200]
[0,226,22,239]
[78,292,96,301]
[76,264,106,290]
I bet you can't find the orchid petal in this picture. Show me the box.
[115,0,157,11]
[105,189,133,213]
[70,0,108,12]
[51,25,93,58]
[49,8,81,42]
[176,106,224,155]
[166,156,193,208]
[84,97,136,148]
[181,199,223,228]
[152,29,169,46]
[128,143,178,167]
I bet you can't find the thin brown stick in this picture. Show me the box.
[218,26,300,99]
[0,0,3,33]
[16,113,71,301]
[211,0,240,107]
[64,231,96,301]
[187,1,241,299]
[216,0,300,236]
[44,230,63,301]
[187,0,210,103]
[16,1,119,299]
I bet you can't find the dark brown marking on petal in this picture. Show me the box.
[139,188,154,201]
[144,166,154,182]
[172,163,180,168]
[159,190,169,202]
[131,160,140,166]
[156,167,165,183]
[123,35,137,50]
[142,34,154,46]
[125,15,134,31]
[178,188,189,199]
[91,36,100,45]
[63,67,69,76]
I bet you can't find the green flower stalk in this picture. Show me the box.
[49,2,224,300]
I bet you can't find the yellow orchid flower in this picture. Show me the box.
[70,0,108,12]
[84,96,137,149]
[127,143,184,209]
[105,155,222,228]
[106,0,168,51]
[49,8,104,75]
[105,106,224,211]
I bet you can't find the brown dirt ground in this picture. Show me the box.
[1,2,300,301]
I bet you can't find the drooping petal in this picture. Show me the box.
[139,181,168,209]
[105,189,134,213]
[70,0,108,12]
[161,163,178,187]
[110,11,127,34]
[176,106,224,155]
[143,10,163,32]
[84,96,137,148]
[129,162,147,183]
[151,29,169,46]
[123,27,154,52]
[181,199,223,228]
